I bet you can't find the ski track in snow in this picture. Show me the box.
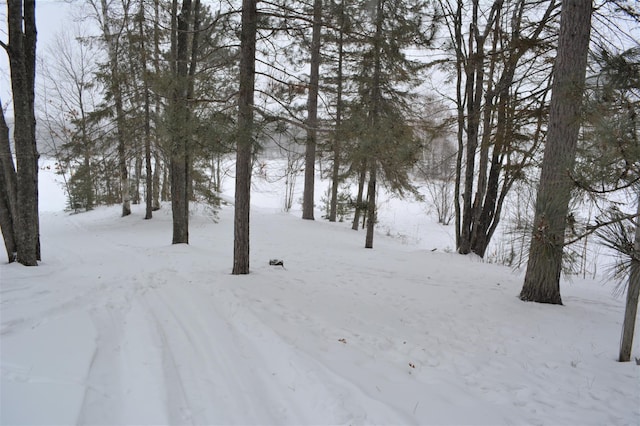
[1,201,639,425]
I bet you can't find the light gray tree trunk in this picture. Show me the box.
[99,0,131,217]
[520,0,592,304]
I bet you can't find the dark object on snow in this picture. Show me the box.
[269,259,284,267]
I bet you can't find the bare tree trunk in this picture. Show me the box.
[153,152,161,210]
[365,163,376,248]
[302,0,322,220]
[619,194,640,362]
[521,0,592,304]
[99,0,131,217]
[0,102,18,262]
[170,0,192,244]
[5,0,39,265]
[138,0,153,220]
[233,0,257,275]
[152,0,162,212]
[362,0,384,248]
[329,0,345,223]
[352,161,366,231]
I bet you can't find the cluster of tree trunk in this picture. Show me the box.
[1,0,40,266]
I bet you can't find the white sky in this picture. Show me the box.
[0,0,78,114]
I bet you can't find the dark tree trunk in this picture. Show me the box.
[520,0,592,305]
[0,103,18,262]
[362,0,383,248]
[329,0,345,223]
[139,0,153,220]
[152,0,162,212]
[459,1,484,255]
[6,0,39,266]
[233,0,257,275]
[170,0,192,244]
[365,163,376,248]
[302,0,322,220]
[619,195,640,362]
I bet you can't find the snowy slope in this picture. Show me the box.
[1,166,639,425]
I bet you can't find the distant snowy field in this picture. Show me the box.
[1,158,639,425]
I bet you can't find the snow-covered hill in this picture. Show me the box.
[1,164,639,425]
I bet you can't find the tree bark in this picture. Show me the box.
[365,163,376,248]
[170,0,192,244]
[233,0,257,275]
[138,0,153,220]
[521,0,592,304]
[619,195,640,362]
[0,102,18,262]
[351,161,366,231]
[302,0,322,220]
[6,0,39,266]
[329,0,345,223]
[99,0,131,217]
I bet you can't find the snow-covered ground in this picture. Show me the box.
[1,161,639,425]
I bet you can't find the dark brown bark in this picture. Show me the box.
[233,0,257,275]
[0,103,18,262]
[302,0,322,221]
[364,163,376,249]
[6,0,39,266]
[362,0,383,249]
[170,0,192,244]
[619,195,640,362]
[521,0,592,305]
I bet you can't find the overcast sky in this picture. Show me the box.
[1,0,80,115]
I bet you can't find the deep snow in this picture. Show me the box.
[1,164,639,425]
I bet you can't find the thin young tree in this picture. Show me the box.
[233,0,258,274]
[520,0,593,304]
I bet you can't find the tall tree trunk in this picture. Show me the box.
[619,194,640,362]
[362,0,383,249]
[329,0,345,223]
[453,0,463,249]
[233,0,257,274]
[302,0,322,220]
[99,0,131,217]
[152,0,162,212]
[520,0,592,304]
[459,0,484,255]
[139,0,153,220]
[6,0,39,266]
[0,102,18,262]
[170,0,192,244]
